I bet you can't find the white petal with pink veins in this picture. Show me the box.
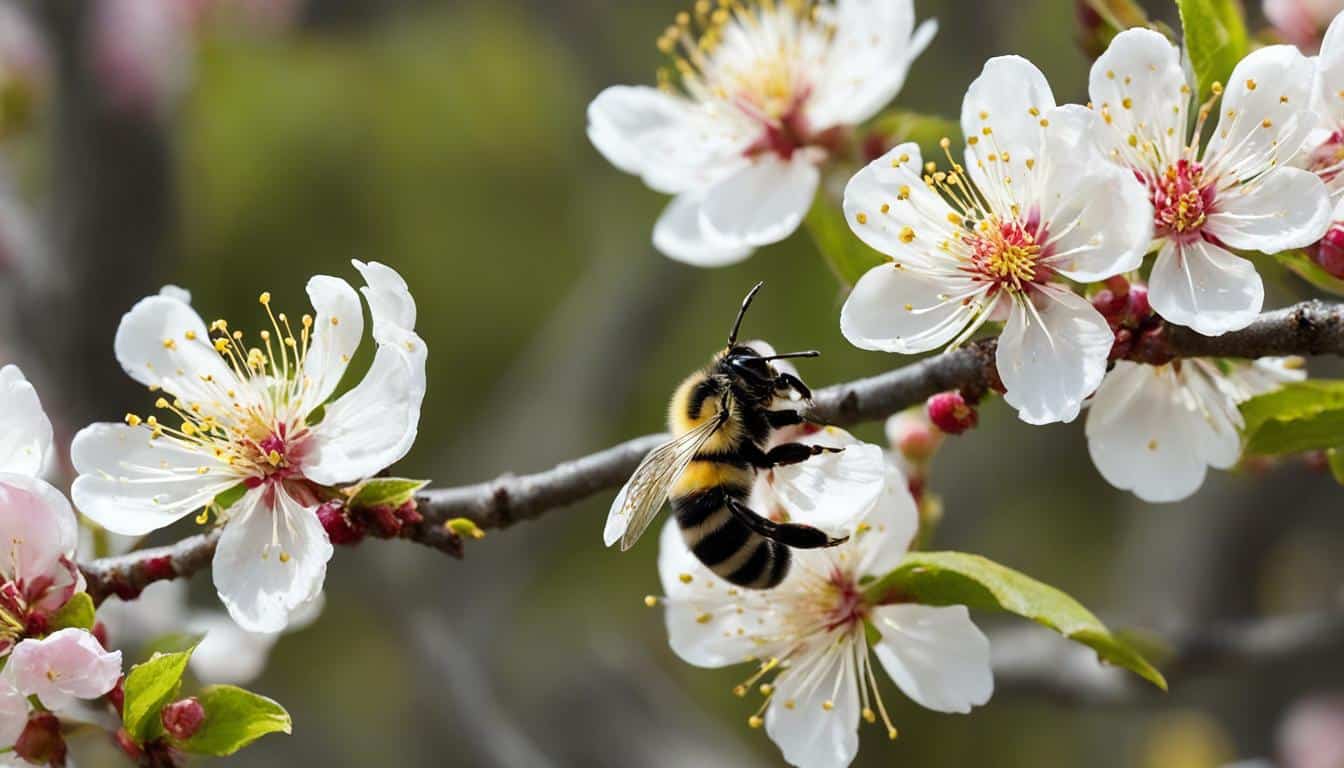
[1149,238,1264,336]
[0,474,81,611]
[997,288,1114,425]
[1088,28,1190,168]
[1206,45,1318,180]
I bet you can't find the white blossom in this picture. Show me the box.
[841,55,1152,425]
[587,0,935,265]
[1089,28,1330,336]
[72,261,426,632]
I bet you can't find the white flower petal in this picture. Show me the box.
[352,260,418,340]
[997,288,1113,425]
[1314,10,1344,126]
[157,284,191,305]
[766,436,886,537]
[1206,45,1318,179]
[10,629,122,711]
[0,677,26,748]
[112,295,243,407]
[1086,362,1224,502]
[1037,107,1153,281]
[1204,166,1331,253]
[0,366,52,478]
[298,275,363,413]
[302,335,425,486]
[840,263,982,354]
[655,520,774,668]
[700,156,819,248]
[855,463,920,580]
[843,143,958,265]
[0,474,78,592]
[71,423,235,536]
[807,0,935,129]
[871,604,993,714]
[212,487,333,633]
[961,55,1056,156]
[764,640,861,768]
[1088,28,1189,165]
[653,193,754,267]
[1149,238,1264,336]
[586,85,746,195]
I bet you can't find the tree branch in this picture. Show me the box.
[79,299,1344,602]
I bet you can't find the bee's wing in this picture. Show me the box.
[609,416,722,552]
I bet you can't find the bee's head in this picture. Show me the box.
[721,283,819,398]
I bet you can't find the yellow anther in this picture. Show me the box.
[899,226,915,244]
[124,414,142,426]
[259,291,271,305]
[643,595,658,607]
[696,612,713,624]
[748,716,763,729]
[863,708,876,723]
[822,700,835,711]
[856,212,868,225]
[733,685,747,698]
[759,684,773,696]
[679,573,693,584]
[162,339,177,350]
[184,331,197,341]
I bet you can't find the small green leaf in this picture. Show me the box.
[1276,250,1344,297]
[123,646,197,743]
[1241,380,1344,455]
[804,197,887,288]
[349,477,429,509]
[49,593,95,632]
[1177,0,1249,101]
[212,483,248,512]
[865,552,1167,690]
[180,685,291,756]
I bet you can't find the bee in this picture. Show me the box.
[609,282,847,589]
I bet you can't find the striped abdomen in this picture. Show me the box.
[670,480,790,590]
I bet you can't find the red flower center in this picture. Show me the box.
[965,214,1051,293]
[1147,159,1216,242]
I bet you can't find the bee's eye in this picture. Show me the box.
[729,356,770,380]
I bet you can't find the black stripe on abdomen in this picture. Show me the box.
[672,493,790,589]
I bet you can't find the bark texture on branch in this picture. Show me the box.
[79,300,1344,600]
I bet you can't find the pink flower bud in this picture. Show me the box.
[1126,284,1150,322]
[317,502,365,546]
[884,411,942,463]
[1312,225,1344,279]
[114,728,143,761]
[161,697,205,740]
[1091,288,1128,325]
[926,391,977,435]
[15,711,65,766]
[394,499,423,527]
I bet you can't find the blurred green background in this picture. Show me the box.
[10,0,1344,765]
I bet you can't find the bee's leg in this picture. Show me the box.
[765,408,805,429]
[774,372,812,401]
[745,440,843,470]
[726,497,847,549]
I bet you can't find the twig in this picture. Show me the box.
[991,608,1344,705]
[79,299,1344,600]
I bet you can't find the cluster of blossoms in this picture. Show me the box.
[0,367,123,764]
[590,1,1344,504]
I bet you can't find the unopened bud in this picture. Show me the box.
[1109,327,1134,361]
[317,501,365,546]
[1090,288,1128,323]
[926,391,977,435]
[394,499,423,526]
[107,676,126,715]
[885,410,942,463]
[114,728,143,762]
[92,620,109,650]
[15,711,65,766]
[1312,225,1344,279]
[161,697,206,740]
[1126,284,1150,322]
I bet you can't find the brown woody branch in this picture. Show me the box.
[80,299,1344,602]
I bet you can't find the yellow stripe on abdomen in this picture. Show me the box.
[670,460,752,500]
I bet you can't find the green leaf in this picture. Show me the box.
[349,477,429,509]
[212,483,248,512]
[804,196,887,288]
[864,552,1167,690]
[1241,380,1344,454]
[49,593,95,632]
[123,646,197,743]
[180,685,291,756]
[1276,250,1344,297]
[1177,0,1249,101]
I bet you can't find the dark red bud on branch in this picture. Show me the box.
[927,391,978,435]
[16,712,66,767]
[161,697,205,741]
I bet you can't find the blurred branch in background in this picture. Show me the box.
[80,298,1344,590]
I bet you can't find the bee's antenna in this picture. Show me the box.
[760,350,820,361]
[728,281,765,347]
